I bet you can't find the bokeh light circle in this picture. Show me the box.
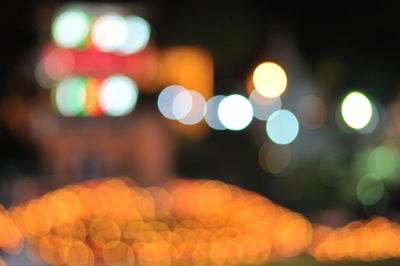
[266,110,299,145]
[341,91,373,130]
[204,95,226,130]
[117,16,151,55]
[218,94,253,130]
[99,75,138,116]
[157,85,187,120]
[172,90,193,120]
[252,62,287,98]
[42,48,75,81]
[178,91,206,125]
[357,174,385,206]
[52,10,90,48]
[368,145,400,179]
[249,90,281,121]
[55,77,86,116]
[92,14,128,52]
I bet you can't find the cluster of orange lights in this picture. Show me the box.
[309,217,400,262]
[0,177,311,265]
[1,178,399,265]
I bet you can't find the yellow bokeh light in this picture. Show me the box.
[252,62,287,98]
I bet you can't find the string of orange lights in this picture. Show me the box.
[0,177,399,265]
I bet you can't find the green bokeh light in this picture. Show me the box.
[55,77,86,116]
[368,145,399,179]
[356,174,385,206]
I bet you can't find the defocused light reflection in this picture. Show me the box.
[42,48,75,81]
[358,102,379,134]
[177,91,206,125]
[266,110,299,145]
[172,90,193,120]
[158,85,187,120]
[0,177,313,265]
[204,95,226,130]
[252,62,287,98]
[249,90,281,121]
[218,94,253,130]
[356,174,385,206]
[52,10,90,48]
[55,77,86,117]
[99,75,138,116]
[341,91,373,130]
[118,16,151,55]
[368,145,400,180]
[83,77,103,116]
[92,14,128,52]
[310,217,400,262]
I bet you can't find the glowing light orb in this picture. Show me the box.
[99,75,138,116]
[358,103,379,134]
[369,146,400,179]
[92,14,128,52]
[157,85,187,120]
[52,10,90,48]
[117,16,151,55]
[55,77,86,116]
[249,90,281,121]
[266,110,299,145]
[252,62,287,98]
[218,94,253,130]
[42,48,75,80]
[177,91,206,125]
[204,95,226,130]
[172,90,193,120]
[357,174,385,206]
[341,91,372,130]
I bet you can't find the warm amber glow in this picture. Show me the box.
[0,177,312,265]
[3,178,400,264]
[157,47,214,99]
[309,217,400,262]
[252,62,287,98]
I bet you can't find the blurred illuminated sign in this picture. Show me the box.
[36,5,214,118]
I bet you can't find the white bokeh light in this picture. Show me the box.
[218,94,253,130]
[172,90,193,120]
[341,91,373,130]
[117,16,151,55]
[266,109,299,145]
[52,10,90,48]
[252,62,287,98]
[92,14,128,52]
[99,75,138,116]
[157,85,187,120]
[204,95,226,130]
[178,91,206,125]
